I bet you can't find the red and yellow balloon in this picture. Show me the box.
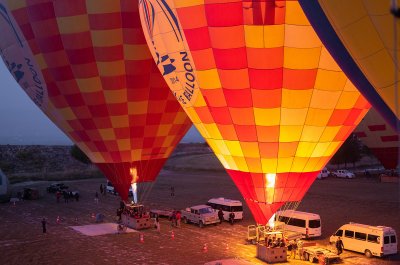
[354,108,398,170]
[140,0,370,224]
[0,0,191,201]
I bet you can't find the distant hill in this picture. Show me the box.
[0,145,97,183]
[0,143,383,184]
[0,143,219,183]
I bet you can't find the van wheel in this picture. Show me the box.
[365,249,373,258]
[199,221,204,228]
[308,254,315,263]
[303,253,309,262]
[183,217,188,224]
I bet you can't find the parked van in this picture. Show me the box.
[207,198,243,221]
[275,210,322,238]
[330,223,397,258]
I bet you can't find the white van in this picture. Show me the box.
[275,210,322,238]
[329,223,397,258]
[207,198,243,221]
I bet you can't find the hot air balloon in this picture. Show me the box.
[139,0,370,224]
[0,0,191,201]
[299,0,400,132]
[354,108,398,170]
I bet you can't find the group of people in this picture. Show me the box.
[272,236,344,260]
[56,190,79,203]
[217,209,236,225]
[170,210,181,227]
[265,236,286,248]
[287,238,304,259]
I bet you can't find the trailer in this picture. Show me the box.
[302,245,340,264]
[149,209,173,218]
[121,203,153,230]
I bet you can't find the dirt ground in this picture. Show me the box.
[0,169,399,265]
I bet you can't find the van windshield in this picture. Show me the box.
[309,219,321,228]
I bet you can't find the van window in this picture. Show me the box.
[231,206,243,212]
[309,219,320,228]
[277,216,289,223]
[384,236,390,244]
[367,234,379,243]
[391,235,396,243]
[288,218,306,228]
[344,230,354,238]
[222,205,230,212]
[335,229,343,237]
[355,232,367,241]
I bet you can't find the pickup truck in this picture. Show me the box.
[181,205,219,228]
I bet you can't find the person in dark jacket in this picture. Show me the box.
[218,209,224,224]
[336,237,344,255]
[229,212,235,225]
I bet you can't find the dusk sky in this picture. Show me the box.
[0,62,203,145]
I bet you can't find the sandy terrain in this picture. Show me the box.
[0,168,399,265]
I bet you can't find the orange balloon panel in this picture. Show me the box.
[140,0,370,224]
[299,0,400,132]
[0,0,191,200]
[354,108,398,170]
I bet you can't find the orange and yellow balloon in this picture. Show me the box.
[140,0,370,224]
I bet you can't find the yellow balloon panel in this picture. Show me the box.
[316,0,400,118]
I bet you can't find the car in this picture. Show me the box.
[46,183,68,193]
[332,169,355,178]
[317,168,330,179]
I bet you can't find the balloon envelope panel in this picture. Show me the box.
[140,0,370,224]
[299,0,400,131]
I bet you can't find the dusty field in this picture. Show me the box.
[0,169,399,265]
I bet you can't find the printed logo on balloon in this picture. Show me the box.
[139,0,199,107]
[0,2,48,110]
